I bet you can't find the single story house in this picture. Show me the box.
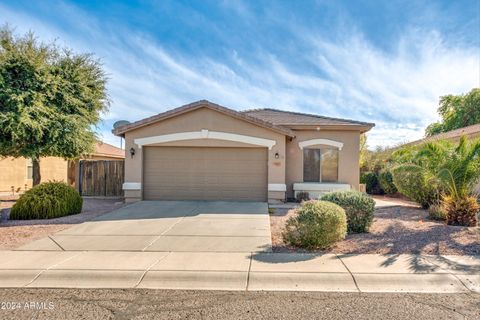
[114,100,374,203]
[0,142,124,195]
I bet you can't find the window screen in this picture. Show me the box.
[303,148,338,182]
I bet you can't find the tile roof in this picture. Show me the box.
[113,100,375,137]
[113,100,295,137]
[243,108,375,128]
[93,142,125,158]
[407,123,480,146]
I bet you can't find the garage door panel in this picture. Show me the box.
[143,147,267,201]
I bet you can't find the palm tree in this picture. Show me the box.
[415,136,480,226]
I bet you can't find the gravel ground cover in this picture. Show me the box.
[270,197,479,255]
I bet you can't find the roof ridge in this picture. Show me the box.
[113,100,295,137]
[243,107,375,126]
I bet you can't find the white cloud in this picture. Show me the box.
[0,3,478,149]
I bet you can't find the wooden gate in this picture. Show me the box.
[79,160,124,197]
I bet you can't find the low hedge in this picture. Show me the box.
[10,182,83,220]
[320,190,375,233]
[282,200,347,249]
[391,165,437,209]
[378,170,397,195]
[360,172,383,194]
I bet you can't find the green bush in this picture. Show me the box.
[378,170,397,195]
[320,190,375,233]
[10,182,83,220]
[360,172,383,194]
[428,203,447,221]
[391,165,437,209]
[282,200,347,249]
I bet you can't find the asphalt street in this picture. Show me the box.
[0,289,478,320]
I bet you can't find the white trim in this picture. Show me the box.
[134,129,277,150]
[268,184,287,192]
[298,139,343,150]
[123,182,141,190]
[293,183,350,191]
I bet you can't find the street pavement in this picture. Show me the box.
[0,289,478,320]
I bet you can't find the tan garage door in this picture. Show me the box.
[143,147,268,201]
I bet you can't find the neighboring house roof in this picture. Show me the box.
[113,100,295,137]
[92,141,125,159]
[243,108,375,132]
[406,123,480,146]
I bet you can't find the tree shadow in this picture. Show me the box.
[251,251,330,263]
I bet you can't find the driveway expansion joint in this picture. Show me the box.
[141,204,200,252]
[134,252,171,288]
[335,254,361,292]
[48,236,66,251]
[25,251,83,287]
[245,252,253,291]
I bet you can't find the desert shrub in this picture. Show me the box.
[427,203,447,221]
[378,170,397,195]
[391,165,438,209]
[320,190,375,233]
[296,191,310,202]
[360,172,383,194]
[10,182,83,220]
[282,200,347,249]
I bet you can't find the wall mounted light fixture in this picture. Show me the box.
[130,147,136,158]
[274,152,280,159]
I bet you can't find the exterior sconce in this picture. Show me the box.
[130,147,136,158]
[274,152,280,159]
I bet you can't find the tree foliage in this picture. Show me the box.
[0,26,108,184]
[391,137,480,225]
[425,88,480,137]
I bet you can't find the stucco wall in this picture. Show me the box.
[0,156,68,193]
[123,107,286,201]
[285,130,361,198]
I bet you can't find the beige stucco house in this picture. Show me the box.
[0,142,124,195]
[113,100,374,203]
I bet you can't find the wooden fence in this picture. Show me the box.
[79,160,124,197]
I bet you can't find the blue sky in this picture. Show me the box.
[1,0,479,148]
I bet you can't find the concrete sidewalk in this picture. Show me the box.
[0,251,478,293]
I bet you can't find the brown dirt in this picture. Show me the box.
[270,202,479,255]
[0,199,126,250]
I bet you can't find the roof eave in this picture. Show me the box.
[282,123,375,132]
[113,100,296,137]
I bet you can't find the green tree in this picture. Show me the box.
[0,27,108,185]
[425,88,480,136]
[392,137,480,226]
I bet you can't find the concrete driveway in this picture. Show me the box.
[17,201,272,252]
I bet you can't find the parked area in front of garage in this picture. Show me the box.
[16,201,272,252]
